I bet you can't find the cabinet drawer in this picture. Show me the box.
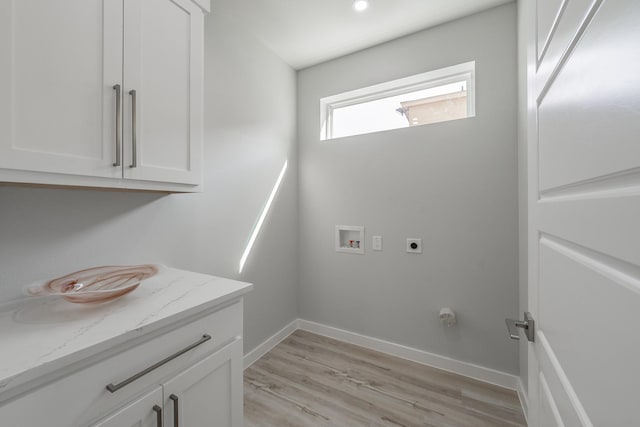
[0,299,242,427]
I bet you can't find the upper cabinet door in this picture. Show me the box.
[123,0,204,185]
[0,0,124,179]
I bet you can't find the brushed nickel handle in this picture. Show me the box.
[129,89,137,168]
[153,405,163,427]
[505,312,535,342]
[106,334,212,393]
[113,84,122,167]
[170,394,179,427]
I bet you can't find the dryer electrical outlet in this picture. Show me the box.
[406,238,422,253]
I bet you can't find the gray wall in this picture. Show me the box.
[0,11,298,354]
[297,4,519,374]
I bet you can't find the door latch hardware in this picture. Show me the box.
[505,312,535,342]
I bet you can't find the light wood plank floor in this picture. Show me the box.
[244,330,526,427]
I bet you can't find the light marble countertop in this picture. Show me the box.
[0,266,252,399]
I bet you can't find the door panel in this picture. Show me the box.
[539,237,639,426]
[536,0,565,62]
[163,339,243,427]
[91,387,163,427]
[539,374,564,427]
[123,0,203,185]
[539,197,640,268]
[538,334,585,427]
[529,0,640,425]
[535,0,596,98]
[0,0,123,179]
[538,0,640,192]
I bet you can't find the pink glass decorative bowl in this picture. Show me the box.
[24,264,159,304]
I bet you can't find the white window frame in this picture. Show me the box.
[320,61,476,141]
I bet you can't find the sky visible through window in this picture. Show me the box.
[331,81,467,139]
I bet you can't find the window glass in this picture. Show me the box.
[320,62,475,140]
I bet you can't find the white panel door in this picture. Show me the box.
[0,0,123,179]
[122,0,203,185]
[526,0,640,426]
[92,387,163,427]
[163,339,243,427]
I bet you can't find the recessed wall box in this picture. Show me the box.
[335,225,365,254]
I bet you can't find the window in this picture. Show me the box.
[320,62,475,140]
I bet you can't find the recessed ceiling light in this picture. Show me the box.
[353,0,369,12]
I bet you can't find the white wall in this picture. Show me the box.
[297,4,519,374]
[0,11,298,354]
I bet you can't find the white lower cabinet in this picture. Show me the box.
[0,299,245,427]
[162,340,243,427]
[92,387,163,427]
[94,340,243,427]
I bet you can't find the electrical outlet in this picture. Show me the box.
[406,238,422,253]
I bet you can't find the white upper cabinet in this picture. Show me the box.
[0,0,208,191]
[0,0,123,180]
[123,0,204,185]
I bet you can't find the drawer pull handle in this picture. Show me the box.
[170,394,179,427]
[106,334,212,393]
[153,404,163,427]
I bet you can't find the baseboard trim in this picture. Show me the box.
[297,319,518,390]
[517,378,529,425]
[243,319,299,369]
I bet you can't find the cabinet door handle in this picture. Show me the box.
[106,334,211,393]
[112,84,122,167]
[129,89,138,168]
[153,404,163,427]
[170,394,179,427]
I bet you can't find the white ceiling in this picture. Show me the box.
[210,0,513,69]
